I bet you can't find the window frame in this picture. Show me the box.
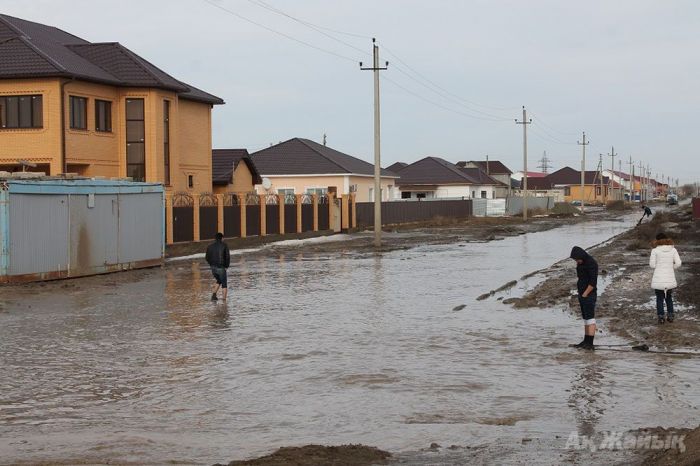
[163,100,171,186]
[0,94,43,129]
[125,98,146,182]
[69,95,88,130]
[94,99,112,132]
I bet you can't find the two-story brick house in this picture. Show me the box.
[0,14,223,192]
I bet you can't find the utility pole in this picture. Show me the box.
[619,159,623,200]
[607,146,617,201]
[515,106,532,220]
[627,156,634,202]
[638,161,644,201]
[360,38,388,247]
[577,132,588,213]
[599,155,604,204]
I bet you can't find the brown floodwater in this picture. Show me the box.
[0,214,698,465]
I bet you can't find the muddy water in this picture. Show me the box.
[1,215,698,465]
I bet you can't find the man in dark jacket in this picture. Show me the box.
[570,246,598,350]
[205,232,231,301]
[637,204,653,225]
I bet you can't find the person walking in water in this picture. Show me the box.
[650,233,682,324]
[637,204,653,226]
[570,246,599,350]
[205,232,231,301]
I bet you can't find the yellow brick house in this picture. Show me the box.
[0,14,223,192]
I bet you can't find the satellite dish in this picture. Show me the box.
[262,177,272,190]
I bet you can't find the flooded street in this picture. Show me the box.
[1,215,698,465]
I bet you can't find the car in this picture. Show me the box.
[667,194,678,205]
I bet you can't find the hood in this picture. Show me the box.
[653,238,675,247]
[570,246,588,261]
[655,245,675,252]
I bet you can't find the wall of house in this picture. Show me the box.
[63,81,121,177]
[212,161,256,195]
[0,78,62,175]
[254,175,393,201]
[173,98,213,192]
[565,185,608,204]
[350,176,397,202]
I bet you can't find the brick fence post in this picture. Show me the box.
[350,193,357,228]
[239,192,247,238]
[327,192,337,232]
[192,193,201,242]
[295,194,302,233]
[216,194,224,236]
[165,192,173,245]
[341,195,349,230]
[312,194,319,231]
[278,194,285,235]
[259,194,266,236]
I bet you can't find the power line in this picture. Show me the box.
[201,0,357,62]
[528,111,579,137]
[245,0,371,56]
[382,75,511,123]
[379,42,520,114]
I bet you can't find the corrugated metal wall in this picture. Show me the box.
[5,189,163,281]
[9,194,70,275]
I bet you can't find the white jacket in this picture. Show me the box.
[650,245,682,290]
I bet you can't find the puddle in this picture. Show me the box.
[0,213,698,464]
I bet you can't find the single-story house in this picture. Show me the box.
[211,149,262,195]
[528,167,622,204]
[395,156,506,199]
[458,160,513,197]
[386,161,408,173]
[250,138,399,202]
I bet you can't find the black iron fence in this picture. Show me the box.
[355,199,473,227]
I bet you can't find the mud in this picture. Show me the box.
[506,203,700,351]
[215,444,391,466]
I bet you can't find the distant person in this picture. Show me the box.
[637,204,653,226]
[570,246,599,350]
[650,233,682,324]
[205,232,231,301]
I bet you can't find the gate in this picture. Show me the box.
[301,193,313,232]
[318,194,329,230]
[199,192,218,241]
[245,193,260,236]
[223,193,241,237]
[172,192,194,242]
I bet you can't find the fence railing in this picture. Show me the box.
[165,192,356,244]
[355,199,473,227]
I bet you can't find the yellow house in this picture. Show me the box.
[211,149,262,195]
[0,14,223,192]
[527,167,616,205]
[250,138,399,202]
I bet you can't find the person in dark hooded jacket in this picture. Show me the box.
[570,246,598,349]
[205,232,231,301]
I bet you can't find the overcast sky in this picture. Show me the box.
[3,0,699,183]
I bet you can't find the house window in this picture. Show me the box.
[564,186,571,196]
[416,192,426,199]
[481,190,487,199]
[0,95,43,128]
[125,98,145,182]
[401,191,411,199]
[349,184,358,193]
[188,175,194,188]
[95,99,112,132]
[69,96,87,130]
[472,190,476,198]
[596,186,601,196]
[305,187,327,196]
[163,100,170,185]
[277,188,295,196]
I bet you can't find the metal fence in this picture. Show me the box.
[506,196,556,215]
[355,199,473,227]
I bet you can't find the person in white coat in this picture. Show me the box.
[649,232,682,324]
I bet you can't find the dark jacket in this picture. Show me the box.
[570,246,598,295]
[205,240,230,268]
[643,206,652,216]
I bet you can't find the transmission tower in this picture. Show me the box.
[537,150,552,174]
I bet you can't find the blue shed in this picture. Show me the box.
[0,176,164,283]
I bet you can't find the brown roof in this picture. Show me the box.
[0,14,223,104]
[212,149,262,186]
[464,160,513,175]
[250,138,397,177]
[396,157,503,186]
[386,162,407,173]
[522,166,611,189]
